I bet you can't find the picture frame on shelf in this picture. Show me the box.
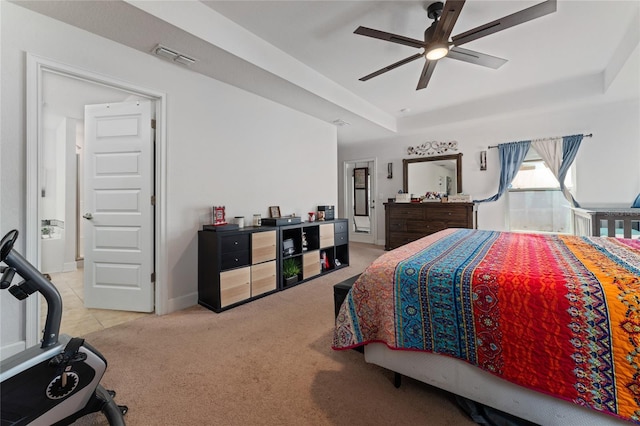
[269,206,281,218]
[212,205,226,225]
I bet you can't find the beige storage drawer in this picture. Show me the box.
[251,260,276,297]
[319,223,334,248]
[252,231,276,264]
[303,250,321,279]
[220,267,251,307]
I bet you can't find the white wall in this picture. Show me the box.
[0,3,337,352]
[339,98,640,243]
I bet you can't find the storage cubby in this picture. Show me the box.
[278,219,348,289]
[282,228,302,257]
[282,256,303,288]
[303,225,320,251]
[320,247,335,273]
[335,244,349,269]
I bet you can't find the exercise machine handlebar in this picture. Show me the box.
[1,229,62,348]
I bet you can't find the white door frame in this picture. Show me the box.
[343,158,377,244]
[26,54,168,347]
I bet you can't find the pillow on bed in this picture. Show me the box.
[632,193,640,208]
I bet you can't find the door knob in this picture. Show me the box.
[82,213,93,220]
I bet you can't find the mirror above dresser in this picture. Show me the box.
[403,153,462,197]
[386,152,475,250]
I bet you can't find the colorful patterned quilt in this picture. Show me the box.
[333,228,640,423]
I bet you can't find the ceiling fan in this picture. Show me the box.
[355,0,557,90]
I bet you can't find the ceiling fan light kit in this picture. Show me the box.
[354,0,557,90]
[425,44,449,60]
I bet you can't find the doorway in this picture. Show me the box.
[344,159,376,244]
[26,55,166,344]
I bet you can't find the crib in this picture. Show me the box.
[572,207,640,238]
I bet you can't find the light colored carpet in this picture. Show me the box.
[75,242,475,425]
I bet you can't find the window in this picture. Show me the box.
[508,148,573,234]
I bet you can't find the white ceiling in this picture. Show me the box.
[14,0,640,144]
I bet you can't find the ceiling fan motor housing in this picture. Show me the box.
[427,2,444,20]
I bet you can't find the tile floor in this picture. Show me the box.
[40,269,151,337]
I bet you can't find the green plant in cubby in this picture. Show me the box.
[282,258,301,287]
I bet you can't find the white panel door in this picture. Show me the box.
[83,101,154,312]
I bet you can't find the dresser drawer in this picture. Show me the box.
[389,233,420,249]
[389,207,424,220]
[221,234,250,252]
[426,221,448,233]
[428,208,469,222]
[388,220,407,232]
[406,221,432,233]
[334,221,348,234]
[334,231,348,246]
[221,250,250,270]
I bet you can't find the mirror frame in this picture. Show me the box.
[402,153,463,195]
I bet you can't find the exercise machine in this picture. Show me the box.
[0,229,128,425]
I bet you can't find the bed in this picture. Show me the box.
[333,228,640,425]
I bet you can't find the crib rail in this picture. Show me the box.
[572,208,640,238]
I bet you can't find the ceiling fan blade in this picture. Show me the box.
[354,26,425,49]
[359,53,424,81]
[416,60,437,90]
[433,0,465,42]
[447,47,507,69]
[451,0,557,47]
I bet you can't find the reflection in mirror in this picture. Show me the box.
[353,167,369,216]
[403,153,462,196]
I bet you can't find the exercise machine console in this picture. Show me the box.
[0,229,128,425]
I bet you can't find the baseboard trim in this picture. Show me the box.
[164,292,198,314]
[62,262,77,272]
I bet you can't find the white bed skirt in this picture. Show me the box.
[364,342,629,426]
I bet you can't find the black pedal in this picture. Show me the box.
[8,282,31,300]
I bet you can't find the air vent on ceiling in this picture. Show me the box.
[331,119,350,127]
[152,44,197,66]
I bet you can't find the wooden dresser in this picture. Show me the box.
[384,202,477,250]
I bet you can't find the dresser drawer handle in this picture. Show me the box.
[234,241,239,245]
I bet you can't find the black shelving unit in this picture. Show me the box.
[277,219,349,289]
[197,219,349,312]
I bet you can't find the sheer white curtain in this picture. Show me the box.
[531,135,583,207]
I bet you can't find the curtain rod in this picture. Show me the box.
[487,133,592,149]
